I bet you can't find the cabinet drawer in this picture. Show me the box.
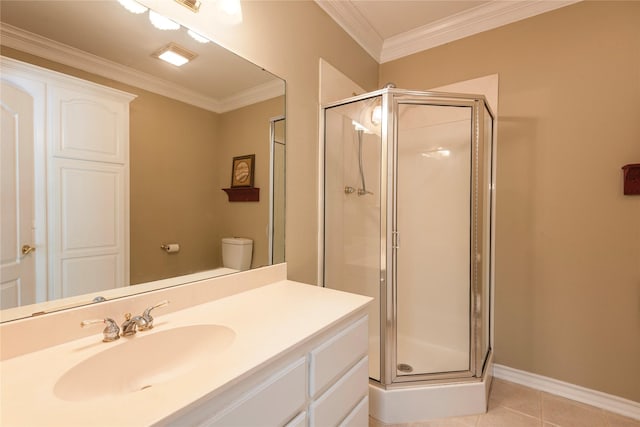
[309,356,369,427]
[309,316,368,397]
[208,357,306,426]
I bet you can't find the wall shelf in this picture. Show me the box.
[223,187,260,202]
[622,164,640,195]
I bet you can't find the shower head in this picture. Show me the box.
[352,120,369,133]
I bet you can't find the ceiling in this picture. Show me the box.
[0,0,581,106]
[315,0,580,63]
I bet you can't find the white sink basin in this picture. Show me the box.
[54,324,235,401]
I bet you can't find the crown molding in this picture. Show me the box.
[316,0,580,64]
[218,79,285,113]
[315,0,383,61]
[0,23,280,113]
[381,1,581,63]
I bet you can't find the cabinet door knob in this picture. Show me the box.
[21,245,35,255]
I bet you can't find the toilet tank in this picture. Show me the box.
[222,237,253,271]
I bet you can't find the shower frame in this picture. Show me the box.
[319,87,496,390]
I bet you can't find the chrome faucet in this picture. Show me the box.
[80,300,170,342]
[80,318,120,342]
[121,313,148,336]
[140,300,170,330]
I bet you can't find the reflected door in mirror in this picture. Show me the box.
[1,59,136,306]
[1,81,36,308]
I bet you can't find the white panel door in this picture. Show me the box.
[46,74,133,299]
[0,82,36,308]
[49,85,129,164]
[52,159,126,299]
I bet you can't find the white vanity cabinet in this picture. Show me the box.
[161,315,370,427]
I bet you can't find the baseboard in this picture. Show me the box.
[493,364,640,421]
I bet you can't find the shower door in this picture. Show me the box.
[389,94,493,383]
[323,95,383,381]
[322,90,493,386]
[392,99,473,381]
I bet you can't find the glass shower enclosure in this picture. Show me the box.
[321,88,494,389]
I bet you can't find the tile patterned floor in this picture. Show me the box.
[369,379,640,427]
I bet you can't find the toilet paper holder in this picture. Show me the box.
[160,243,180,253]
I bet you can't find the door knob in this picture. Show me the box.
[21,245,35,255]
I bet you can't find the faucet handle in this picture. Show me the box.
[140,300,170,330]
[81,318,120,342]
[121,312,148,336]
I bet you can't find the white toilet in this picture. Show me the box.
[222,237,253,271]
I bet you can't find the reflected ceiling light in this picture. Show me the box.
[421,148,451,159]
[188,29,209,43]
[152,43,197,67]
[216,0,243,25]
[218,0,241,16]
[118,0,148,14]
[149,10,181,30]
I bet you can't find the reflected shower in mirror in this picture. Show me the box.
[0,0,285,322]
[270,116,286,265]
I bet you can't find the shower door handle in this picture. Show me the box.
[392,231,400,249]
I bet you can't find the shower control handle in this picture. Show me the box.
[344,186,356,194]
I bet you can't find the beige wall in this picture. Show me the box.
[129,91,221,283]
[216,96,285,269]
[380,1,640,401]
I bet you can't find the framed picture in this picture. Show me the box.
[231,154,255,187]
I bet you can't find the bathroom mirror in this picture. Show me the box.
[0,1,285,322]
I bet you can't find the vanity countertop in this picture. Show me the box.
[0,280,371,427]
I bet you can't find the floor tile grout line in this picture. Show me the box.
[540,388,546,424]
[500,405,544,423]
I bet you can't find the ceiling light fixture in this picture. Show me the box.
[187,29,209,43]
[117,0,148,14]
[149,10,181,30]
[215,0,243,25]
[152,43,197,67]
[218,0,241,16]
[421,148,451,159]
